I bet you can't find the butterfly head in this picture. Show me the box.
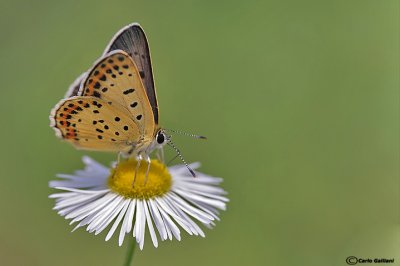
[154,129,168,148]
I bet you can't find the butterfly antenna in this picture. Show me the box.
[167,138,196,177]
[164,128,207,140]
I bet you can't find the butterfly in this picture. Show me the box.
[50,23,198,177]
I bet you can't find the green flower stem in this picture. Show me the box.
[124,237,136,266]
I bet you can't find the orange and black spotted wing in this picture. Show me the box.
[50,96,139,152]
[66,23,159,125]
[50,50,157,152]
[77,50,156,140]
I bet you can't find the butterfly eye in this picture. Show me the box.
[156,131,166,144]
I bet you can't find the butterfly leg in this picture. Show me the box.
[132,154,143,187]
[144,154,151,185]
[117,152,123,164]
[156,147,165,163]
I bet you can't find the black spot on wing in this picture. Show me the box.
[94,82,101,89]
[93,91,101,98]
[123,88,135,95]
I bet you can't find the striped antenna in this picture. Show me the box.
[164,128,207,140]
[167,138,196,177]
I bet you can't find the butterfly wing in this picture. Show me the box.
[78,50,156,143]
[50,96,140,152]
[104,23,159,124]
[66,23,159,126]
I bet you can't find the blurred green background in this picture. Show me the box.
[0,0,398,265]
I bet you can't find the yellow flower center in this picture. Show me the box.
[107,158,172,199]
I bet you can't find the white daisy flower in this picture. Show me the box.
[49,156,228,250]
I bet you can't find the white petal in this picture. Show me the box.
[174,189,227,210]
[155,201,181,241]
[118,199,136,246]
[70,193,118,224]
[163,196,205,237]
[155,197,192,234]
[82,156,109,173]
[167,193,214,223]
[118,199,135,246]
[174,181,227,194]
[135,200,146,250]
[105,200,130,242]
[86,196,123,232]
[177,194,221,221]
[49,192,78,199]
[148,199,168,240]
[62,194,107,218]
[55,193,100,210]
[175,187,229,202]
[143,201,158,247]
[95,197,127,234]
[126,199,136,233]
[53,187,109,194]
[169,162,201,174]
